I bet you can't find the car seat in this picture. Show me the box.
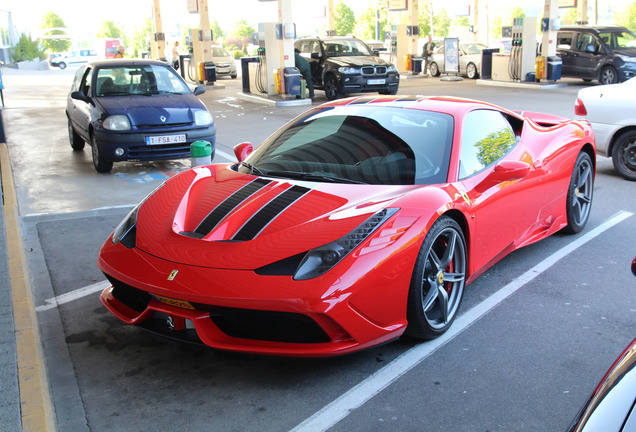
[98,77,115,95]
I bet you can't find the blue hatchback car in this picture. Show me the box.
[66,59,216,172]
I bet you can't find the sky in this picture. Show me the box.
[2,0,631,43]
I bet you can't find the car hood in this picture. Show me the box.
[327,55,394,68]
[133,165,418,269]
[613,47,636,58]
[96,94,203,126]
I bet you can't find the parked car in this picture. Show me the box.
[47,52,63,65]
[364,39,388,53]
[294,36,400,100]
[556,25,636,84]
[210,45,237,79]
[66,59,216,172]
[51,49,98,69]
[98,95,595,357]
[575,77,636,180]
[429,42,488,79]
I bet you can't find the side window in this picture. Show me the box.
[310,41,320,55]
[557,32,573,49]
[459,110,517,179]
[577,34,599,53]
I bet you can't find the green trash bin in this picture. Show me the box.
[190,140,212,167]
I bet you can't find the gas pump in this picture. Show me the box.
[188,28,215,84]
[392,24,419,74]
[508,17,537,81]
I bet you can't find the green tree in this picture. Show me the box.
[614,3,636,32]
[230,20,256,38]
[129,18,153,57]
[433,9,452,38]
[354,0,389,40]
[491,15,503,40]
[335,1,355,35]
[40,11,71,53]
[211,21,224,42]
[97,20,123,39]
[12,33,45,62]
[418,0,433,37]
[562,7,578,25]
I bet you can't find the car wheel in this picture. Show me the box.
[59,62,67,70]
[611,130,636,181]
[324,75,342,101]
[68,118,85,151]
[466,62,478,79]
[599,66,618,85]
[406,216,466,340]
[91,134,113,173]
[563,152,594,234]
[430,62,440,77]
[378,88,398,95]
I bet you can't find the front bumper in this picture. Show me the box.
[340,73,400,94]
[98,242,411,357]
[94,124,216,162]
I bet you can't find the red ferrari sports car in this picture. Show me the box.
[98,96,595,357]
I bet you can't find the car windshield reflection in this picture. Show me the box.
[94,65,191,97]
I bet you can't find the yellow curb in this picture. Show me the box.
[1,142,56,431]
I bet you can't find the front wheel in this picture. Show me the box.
[323,75,342,101]
[563,152,594,234]
[599,66,618,85]
[611,131,636,181]
[91,135,113,173]
[466,62,478,79]
[406,216,467,340]
[378,88,398,95]
[58,62,67,70]
[429,62,440,77]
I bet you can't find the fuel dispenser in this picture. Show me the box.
[391,24,419,74]
[508,17,537,82]
[187,28,216,85]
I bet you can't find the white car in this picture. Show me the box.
[51,49,98,69]
[575,77,636,180]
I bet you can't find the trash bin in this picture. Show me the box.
[283,67,301,96]
[480,48,500,79]
[412,57,423,74]
[190,140,212,167]
[203,62,216,83]
[546,56,562,81]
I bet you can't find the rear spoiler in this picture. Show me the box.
[515,111,571,127]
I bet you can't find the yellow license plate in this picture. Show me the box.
[154,294,195,310]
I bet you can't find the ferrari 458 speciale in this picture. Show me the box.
[98,96,595,357]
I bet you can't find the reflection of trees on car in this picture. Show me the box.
[476,129,516,167]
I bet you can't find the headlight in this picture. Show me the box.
[195,110,214,126]
[112,183,165,247]
[103,115,131,131]
[293,208,399,280]
[339,66,361,74]
[387,65,398,73]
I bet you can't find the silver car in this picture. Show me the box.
[429,43,488,79]
[211,45,237,79]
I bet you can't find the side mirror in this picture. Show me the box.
[193,86,206,96]
[70,90,90,103]
[373,50,380,56]
[311,52,321,60]
[233,142,253,162]
[475,160,531,193]
[632,257,636,277]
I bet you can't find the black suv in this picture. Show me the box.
[556,25,636,84]
[294,36,400,100]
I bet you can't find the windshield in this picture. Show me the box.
[237,105,454,185]
[323,39,374,57]
[94,64,191,96]
[462,43,487,55]
[600,30,636,48]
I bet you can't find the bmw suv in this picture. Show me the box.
[556,26,636,84]
[294,36,400,100]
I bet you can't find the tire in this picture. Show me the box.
[563,152,594,234]
[68,118,85,151]
[466,62,479,79]
[406,216,467,340]
[429,62,440,77]
[599,66,618,85]
[379,88,398,95]
[230,73,237,79]
[91,134,113,173]
[611,130,636,181]
[324,75,342,101]
[59,62,67,70]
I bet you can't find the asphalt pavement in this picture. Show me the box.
[1,65,635,432]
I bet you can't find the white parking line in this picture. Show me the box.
[35,280,110,312]
[291,210,633,432]
[215,148,235,162]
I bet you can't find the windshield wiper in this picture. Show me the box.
[263,169,367,184]
[240,161,265,176]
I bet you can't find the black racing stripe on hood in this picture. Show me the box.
[232,185,311,241]
[194,178,272,236]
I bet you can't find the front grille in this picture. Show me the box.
[362,66,387,75]
[127,142,191,158]
[137,122,192,129]
[204,306,331,344]
[106,273,151,312]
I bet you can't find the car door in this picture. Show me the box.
[69,66,94,141]
[296,39,323,87]
[573,33,602,79]
[556,31,576,77]
[454,109,545,272]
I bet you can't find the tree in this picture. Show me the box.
[614,3,636,32]
[40,11,71,53]
[433,9,452,38]
[12,33,45,62]
[562,7,578,25]
[129,18,153,57]
[97,20,123,39]
[354,0,389,41]
[418,0,433,37]
[335,1,355,36]
[211,21,224,42]
[229,20,255,51]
